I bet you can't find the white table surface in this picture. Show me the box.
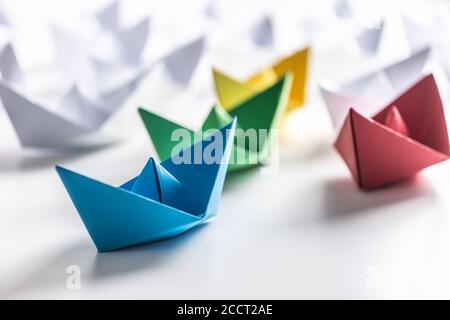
[2,0,450,299]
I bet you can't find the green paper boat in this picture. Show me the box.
[139,73,292,172]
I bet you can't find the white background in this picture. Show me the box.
[2,0,450,299]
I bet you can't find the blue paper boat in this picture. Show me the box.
[56,119,237,252]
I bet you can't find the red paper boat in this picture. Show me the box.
[335,74,450,189]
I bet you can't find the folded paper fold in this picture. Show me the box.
[213,47,309,113]
[56,119,236,251]
[335,74,450,189]
[0,43,23,84]
[250,16,274,48]
[162,37,205,86]
[139,73,292,171]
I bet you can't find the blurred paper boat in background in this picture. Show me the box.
[353,15,435,59]
[94,0,150,67]
[335,74,450,189]
[56,119,236,252]
[49,0,209,94]
[0,42,147,149]
[213,46,309,113]
[51,0,150,96]
[95,0,206,88]
[319,47,443,131]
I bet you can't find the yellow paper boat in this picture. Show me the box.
[213,47,310,113]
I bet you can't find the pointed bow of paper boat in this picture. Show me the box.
[139,74,292,172]
[56,119,236,252]
[213,46,309,114]
[335,74,450,190]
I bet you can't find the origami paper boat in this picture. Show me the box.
[94,0,150,67]
[139,74,292,171]
[96,1,205,87]
[335,74,450,189]
[355,14,438,59]
[400,14,450,66]
[213,47,309,112]
[0,42,146,148]
[320,47,432,131]
[56,119,236,252]
[52,1,150,93]
[55,0,204,90]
